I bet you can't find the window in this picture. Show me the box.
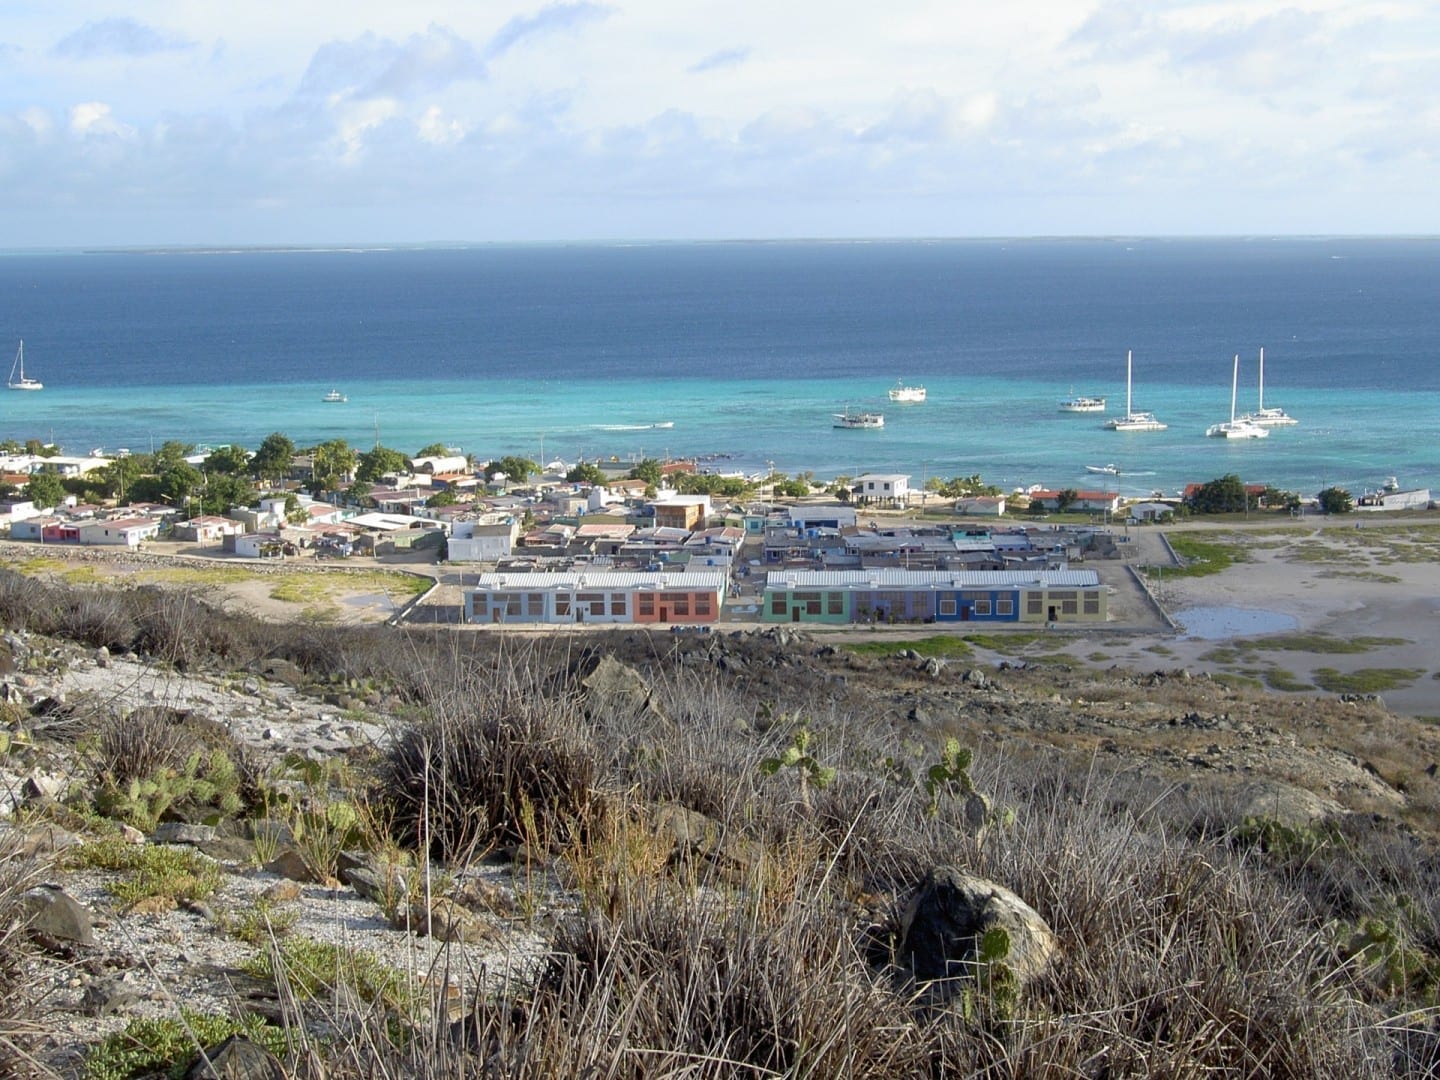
[997,598,1014,615]
[556,595,571,617]
[939,597,957,616]
[695,595,712,615]
[673,594,690,616]
[1062,600,1078,615]
[1027,596,1043,615]
[771,595,787,615]
[1083,598,1100,615]
[577,591,605,615]
[827,593,844,615]
[611,595,627,615]
[975,599,991,615]
[526,593,544,616]
[638,594,655,616]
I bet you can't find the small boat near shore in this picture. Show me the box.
[1085,463,1120,475]
[322,389,347,403]
[834,408,884,429]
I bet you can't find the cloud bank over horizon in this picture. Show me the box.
[1,1,1436,246]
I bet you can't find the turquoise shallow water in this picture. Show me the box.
[1,239,1436,498]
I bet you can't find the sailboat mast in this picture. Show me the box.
[1125,350,1133,415]
[1258,346,1265,411]
[1230,354,1239,422]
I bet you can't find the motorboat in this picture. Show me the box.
[888,380,927,403]
[322,389,347,403]
[1085,463,1120,475]
[1059,391,1106,412]
[1103,350,1165,430]
[834,409,884,429]
[1206,354,1269,439]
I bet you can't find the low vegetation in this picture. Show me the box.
[5,568,1440,1077]
[1149,533,1245,577]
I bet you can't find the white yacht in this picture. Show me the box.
[1239,347,1298,427]
[1206,354,1270,439]
[1103,350,1166,431]
[8,340,42,391]
[834,408,884,429]
[888,380,927,403]
[322,389,347,403]
[1059,391,1106,413]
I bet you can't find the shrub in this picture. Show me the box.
[83,1010,286,1080]
[378,661,605,864]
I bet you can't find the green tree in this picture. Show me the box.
[200,473,255,516]
[1055,488,1079,512]
[486,456,538,487]
[627,458,663,486]
[427,489,458,507]
[203,444,251,476]
[356,445,408,484]
[309,439,356,496]
[566,462,608,486]
[345,481,376,509]
[414,442,450,458]
[24,440,60,458]
[1318,487,1354,514]
[23,472,66,509]
[93,456,146,502]
[1188,474,1249,514]
[773,477,810,498]
[152,441,195,473]
[159,463,204,506]
[251,433,297,484]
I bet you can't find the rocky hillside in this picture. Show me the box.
[4,606,1440,1077]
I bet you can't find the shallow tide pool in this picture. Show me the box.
[1174,605,1300,640]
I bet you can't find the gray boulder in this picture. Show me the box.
[184,1034,286,1079]
[899,866,1057,998]
[21,883,96,948]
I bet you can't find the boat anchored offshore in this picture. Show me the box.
[1085,463,1120,475]
[1206,354,1269,439]
[1060,390,1106,412]
[834,408,884,429]
[888,380,927,403]
[322,389,347,403]
[8,340,42,391]
[1239,347,1298,427]
[1104,350,1165,431]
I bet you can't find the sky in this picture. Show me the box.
[1,1,1437,246]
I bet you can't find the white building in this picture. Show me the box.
[77,517,163,548]
[447,521,521,562]
[854,473,911,506]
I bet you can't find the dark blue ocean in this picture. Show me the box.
[2,238,1437,498]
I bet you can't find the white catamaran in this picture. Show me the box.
[8,340,42,391]
[1103,350,1165,431]
[1239,346,1298,427]
[1206,354,1269,439]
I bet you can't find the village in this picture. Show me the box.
[0,444,1432,632]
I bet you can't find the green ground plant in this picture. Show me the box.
[242,937,416,1014]
[84,1009,286,1080]
[844,635,974,659]
[1151,534,1246,577]
[68,840,223,905]
[1312,667,1425,695]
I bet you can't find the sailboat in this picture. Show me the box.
[1206,354,1268,439]
[1103,350,1165,430]
[8,340,42,391]
[1239,347,1297,427]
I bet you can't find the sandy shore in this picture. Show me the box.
[1083,519,1440,717]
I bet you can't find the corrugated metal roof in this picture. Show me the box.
[473,571,727,591]
[764,568,1099,589]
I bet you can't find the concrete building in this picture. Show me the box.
[447,521,521,562]
[465,570,727,625]
[762,568,1105,625]
[853,473,911,507]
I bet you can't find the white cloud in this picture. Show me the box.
[52,17,194,60]
[418,104,466,145]
[68,102,133,139]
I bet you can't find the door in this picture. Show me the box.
[791,607,801,623]
[659,607,668,623]
[1048,605,1057,622]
